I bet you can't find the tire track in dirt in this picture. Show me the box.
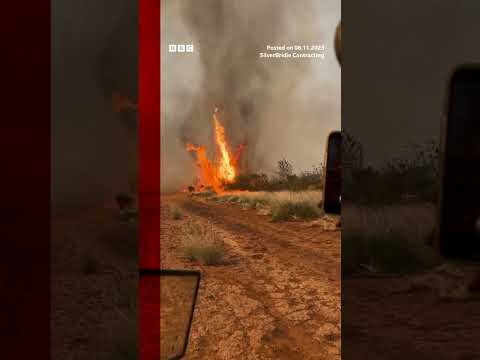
[162,195,340,359]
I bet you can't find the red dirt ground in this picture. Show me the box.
[161,193,341,360]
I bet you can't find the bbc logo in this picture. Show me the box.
[169,44,194,53]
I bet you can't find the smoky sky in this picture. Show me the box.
[161,0,341,193]
[344,1,480,167]
[52,0,137,211]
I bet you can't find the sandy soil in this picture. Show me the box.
[161,193,341,360]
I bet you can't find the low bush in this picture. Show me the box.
[226,160,323,192]
[344,138,439,206]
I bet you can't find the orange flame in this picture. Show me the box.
[186,108,243,193]
[213,110,236,183]
[186,143,222,193]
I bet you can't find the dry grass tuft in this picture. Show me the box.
[342,204,441,275]
[172,208,182,220]
[271,200,320,222]
[182,221,225,265]
[212,191,322,222]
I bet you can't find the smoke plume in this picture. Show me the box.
[161,0,340,193]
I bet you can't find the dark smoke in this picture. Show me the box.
[52,0,137,212]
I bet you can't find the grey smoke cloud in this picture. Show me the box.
[344,1,480,168]
[161,0,341,193]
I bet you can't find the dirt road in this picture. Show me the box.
[343,271,480,360]
[161,193,340,360]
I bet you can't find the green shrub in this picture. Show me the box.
[226,161,322,192]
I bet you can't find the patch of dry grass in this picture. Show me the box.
[182,221,225,265]
[172,207,182,220]
[212,190,322,222]
[271,200,321,222]
[221,190,322,204]
[343,204,441,275]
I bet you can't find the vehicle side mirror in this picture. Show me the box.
[140,269,201,360]
[436,65,480,260]
[323,131,342,214]
[335,22,341,66]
